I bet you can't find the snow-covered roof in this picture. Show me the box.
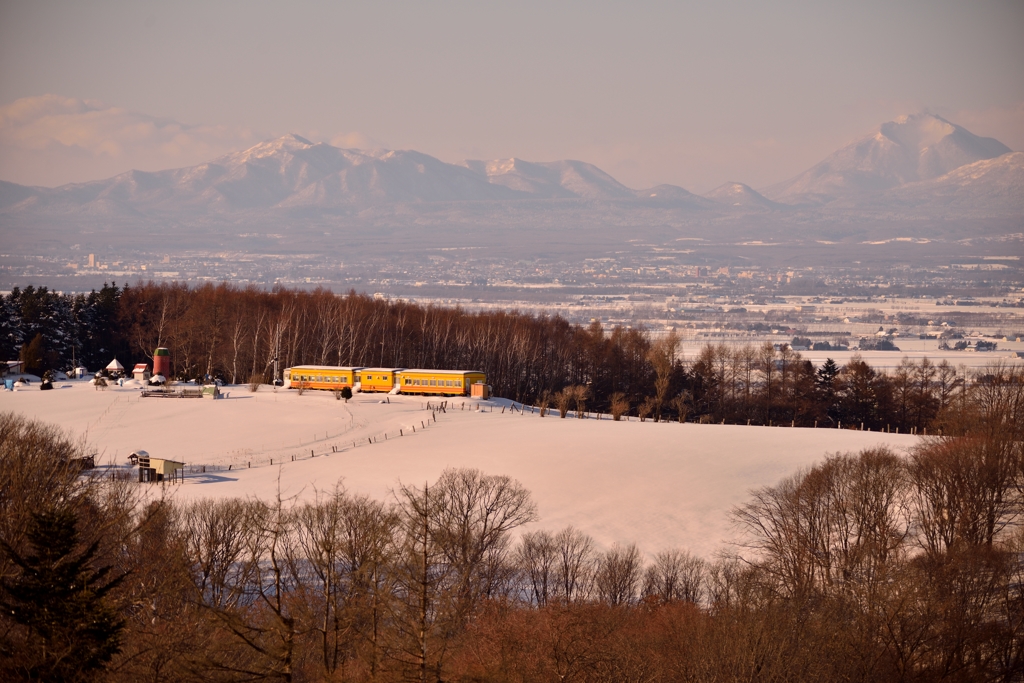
[399,369,483,375]
[133,363,149,372]
[106,359,125,370]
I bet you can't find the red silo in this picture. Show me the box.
[153,347,170,377]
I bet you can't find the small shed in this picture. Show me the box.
[471,382,491,399]
[136,453,185,483]
[127,449,149,466]
[106,358,125,377]
[2,361,24,377]
[133,363,151,382]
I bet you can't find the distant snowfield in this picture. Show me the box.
[5,382,919,558]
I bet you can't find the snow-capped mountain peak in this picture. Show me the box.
[704,182,780,209]
[763,113,1012,204]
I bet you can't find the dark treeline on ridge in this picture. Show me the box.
[1,369,1022,682]
[0,281,999,431]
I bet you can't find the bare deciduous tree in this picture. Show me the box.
[517,530,557,606]
[553,526,596,604]
[596,543,643,606]
[638,397,655,422]
[610,392,630,421]
[554,390,572,419]
[572,385,590,418]
[642,549,706,604]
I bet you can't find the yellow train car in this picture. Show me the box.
[397,369,485,396]
[283,365,360,390]
[356,368,404,393]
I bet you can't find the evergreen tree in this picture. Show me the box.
[81,283,124,370]
[0,508,125,682]
[0,291,19,360]
[815,357,840,389]
[816,358,841,424]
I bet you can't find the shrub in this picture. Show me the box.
[610,392,630,421]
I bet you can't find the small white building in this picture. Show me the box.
[133,363,151,382]
[2,361,24,377]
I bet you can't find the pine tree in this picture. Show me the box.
[0,508,125,682]
[815,358,842,425]
[0,291,20,361]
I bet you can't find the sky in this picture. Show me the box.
[1,0,1022,191]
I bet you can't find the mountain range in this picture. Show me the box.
[0,113,1020,258]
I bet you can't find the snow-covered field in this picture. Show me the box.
[4,381,919,558]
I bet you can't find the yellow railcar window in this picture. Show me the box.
[455,379,462,387]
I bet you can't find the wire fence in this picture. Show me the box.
[99,395,923,485]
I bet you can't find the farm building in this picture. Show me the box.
[136,452,185,483]
[133,363,151,382]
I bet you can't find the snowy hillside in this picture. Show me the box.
[2,382,918,558]
[634,183,721,209]
[763,114,1012,205]
[462,158,637,200]
[879,151,1024,212]
[704,182,781,209]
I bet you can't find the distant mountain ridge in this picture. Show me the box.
[0,114,1020,223]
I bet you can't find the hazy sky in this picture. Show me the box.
[2,0,1022,190]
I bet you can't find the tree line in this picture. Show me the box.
[1,364,1021,682]
[0,281,997,431]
